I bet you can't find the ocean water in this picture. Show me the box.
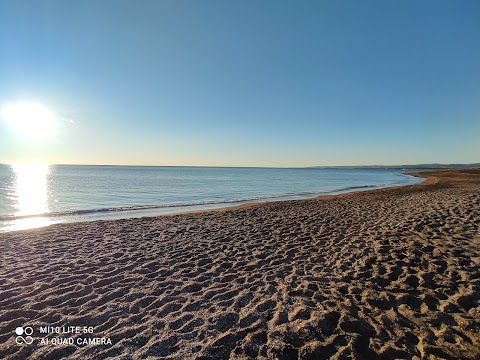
[0,164,423,232]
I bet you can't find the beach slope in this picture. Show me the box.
[1,170,479,359]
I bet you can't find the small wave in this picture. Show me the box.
[0,182,401,221]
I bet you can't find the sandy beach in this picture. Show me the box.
[0,169,479,359]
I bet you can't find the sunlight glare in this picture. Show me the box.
[13,163,50,216]
[5,163,55,231]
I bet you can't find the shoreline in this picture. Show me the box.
[1,171,424,233]
[1,169,479,359]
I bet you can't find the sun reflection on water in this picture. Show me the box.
[4,164,55,231]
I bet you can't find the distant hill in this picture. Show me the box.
[310,163,480,169]
[398,163,480,169]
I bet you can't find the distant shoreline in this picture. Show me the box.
[1,162,479,169]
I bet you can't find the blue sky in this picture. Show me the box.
[0,0,479,166]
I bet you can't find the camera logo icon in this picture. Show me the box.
[15,327,34,345]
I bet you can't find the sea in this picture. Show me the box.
[0,164,423,232]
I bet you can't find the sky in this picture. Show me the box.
[0,0,479,167]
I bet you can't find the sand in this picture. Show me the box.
[0,169,479,359]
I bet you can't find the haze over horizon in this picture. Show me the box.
[1,0,479,167]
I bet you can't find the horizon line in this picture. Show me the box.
[1,162,479,169]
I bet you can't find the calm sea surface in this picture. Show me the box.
[0,165,423,231]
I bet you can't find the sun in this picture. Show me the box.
[1,102,56,139]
